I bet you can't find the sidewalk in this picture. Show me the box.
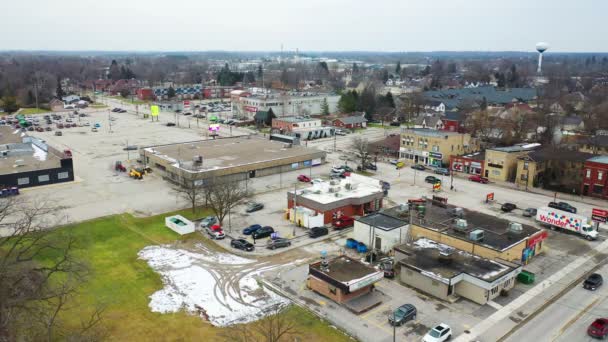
[453,238,608,342]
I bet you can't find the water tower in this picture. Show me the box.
[536,42,549,74]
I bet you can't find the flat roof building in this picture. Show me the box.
[141,136,326,186]
[408,199,546,264]
[485,143,541,182]
[353,206,410,253]
[400,128,478,167]
[307,255,384,313]
[287,174,385,224]
[394,238,521,304]
[0,126,74,188]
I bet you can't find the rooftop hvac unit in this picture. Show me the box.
[399,203,409,212]
[193,155,203,165]
[449,207,464,218]
[454,219,468,231]
[283,143,292,148]
[328,186,341,193]
[330,180,340,186]
[508,222,523,234]
[438,246,455,264]
[469,229,484,242]
[14,159,25,167]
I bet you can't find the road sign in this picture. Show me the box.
[433,182,441,191]
[183,100,191,110]
[486,192,495,202]
[592,208,608,223]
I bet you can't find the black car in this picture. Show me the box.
[425,176,441,184]
[231,239,254,251]
[548,201,577,214]
[584,273,604,291]
[340,165,354,173]
[434,168,450,176]
[365,163,378,171]
[501,203,517,212]
[308,226,329,238]
[166,122,176,127]
[246,202,264,213]
[411,164,426,171]
[388,304,417,326]
[252,226,274,239]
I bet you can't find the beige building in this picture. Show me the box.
[400,128,477,167]
[484,144,540,182]
[407,200,546,264]
[394,238,521,305]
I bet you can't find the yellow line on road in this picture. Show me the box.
[551,297,600,341]
[361,303,389,318]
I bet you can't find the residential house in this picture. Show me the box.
[441,111,465,133]
[61,95,80,104]
[333,115,367,129]
[49,99,68,112]
[413,114,443,130]
[423,86,537,110]
[560,115,585,132]
[516,148,594,193]
[424,100,446,113]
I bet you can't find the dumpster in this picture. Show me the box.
[346,238,358,249]
[517,270,535,284]
[357,242,368,253]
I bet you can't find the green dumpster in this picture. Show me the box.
[517,270,535,284]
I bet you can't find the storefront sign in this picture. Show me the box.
[349,271,384,292]
[486,193,494,202]
[432,195,448,207]
[528,230,548,247]
[429,152,443,159]
[312,158,322,166]
[592,208,608,223]
[291,162,299,169]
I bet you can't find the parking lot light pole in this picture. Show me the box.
[393,310,396,342]
[293,183,297,237]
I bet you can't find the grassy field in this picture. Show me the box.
[31,209,349,342]
[18,108,50,115]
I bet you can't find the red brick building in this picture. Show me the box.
[287,175,384,224]
[581,156,608,198]
[272,116,322,133]
[137,88,155,101]
[450,151,485,175]
[441,111,465,133]
[333,115,367,129]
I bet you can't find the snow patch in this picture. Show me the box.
[32,144,48,161]
[138,245,288,327]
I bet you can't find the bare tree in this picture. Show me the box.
[221,304,298,342]
[351,136,370,169]
[173,174,204,214]
[0,197,105,342]
[203,179,249,229]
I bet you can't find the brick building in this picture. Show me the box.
[582,156,608,199]
[450,152,485,175]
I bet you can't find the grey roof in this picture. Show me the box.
[423,86,537,110]
[588,156,608,165]
[277,116,317,123]
[356,212,408,231]
[414,115,442,127]
[561,116,583,126]
[488,143,541,153]
[336,115,368,125]
[401,128,463,137]
[523,148,594,163]
[443,111,465,122]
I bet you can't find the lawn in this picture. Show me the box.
[19,107,50,115]
[29,208,349,342]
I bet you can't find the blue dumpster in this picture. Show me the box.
[346,238,358,249]
[357,242,368,253]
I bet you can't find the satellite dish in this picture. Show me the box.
[536,42,549,53]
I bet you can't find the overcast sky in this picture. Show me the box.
[2,0,605,52]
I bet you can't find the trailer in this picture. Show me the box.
[536,207,598,240]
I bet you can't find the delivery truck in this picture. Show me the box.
[535,207,598,240]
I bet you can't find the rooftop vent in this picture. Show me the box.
[14,159,25,167]
[454,219,468,231]
[469,229,484,242]
[448,207,464,218]
[438,246,455,264]
[330,180,340,186]
[508,222,523,234]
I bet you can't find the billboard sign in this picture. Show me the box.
[592,208,608,223]
[183,100,190,110]
[150,105,159,117]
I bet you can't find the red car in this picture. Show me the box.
[333,216,354,229]
[297,175,311,182]
[588,318,608,338]
[469,175,489,184]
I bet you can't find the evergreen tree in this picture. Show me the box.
[321,98,330,115]
[26,90,35,105]
[395,61,401,75]
[1,96,19,113]
[56,77,65,98]
[109,60,120,81]
[338,90,358,113]
[167,86,176,99]
[381,69,389,83]
[352,63,359,74]
[385,92,395,108]
[257,64,263,78]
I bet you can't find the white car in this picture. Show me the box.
[423,324,452,342]
[311,178,324,185]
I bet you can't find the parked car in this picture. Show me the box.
[389,159,399,165]
[45,127,52,131]
[584,273,604,291]
[333,216,354,229]
[396,161,405,169]
[335,129,347,136]
[183,112,192,116]
[242,224,262,235]
[423,324,452,342]
[308,226,329,238]
[411,164,426,171]
[434,168,450,176]
[339,165,354,172]
[166,122,176,127]
[425,176,441,184]
[231,239,254,251]
[522,208,537,217]
[54,131,62,136]
[252,226,275,240]
[311,178,324,185]
[205,225,225,240]
[588,318,608,339]
[365,163,378,171]
[246,202,264,213]
[199,216,217,228]
[388,304,417,326]
[548,201,577,214]
[468,175,489,184]
[501,203,517,212]
[266,238,291,250]
[119,109,127,113]
[297,174,311,183]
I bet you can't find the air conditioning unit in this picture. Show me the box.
[330,180,340,186]
[508,222,523,233]
[14,159,25,167]
[469,229,484,242]
[455,219,468,231]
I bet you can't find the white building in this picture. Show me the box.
[354,208,409,253]
[231,90,340,119]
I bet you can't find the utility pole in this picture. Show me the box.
[293,182,297,237]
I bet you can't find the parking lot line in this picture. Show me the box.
[362,314,394,336]
[361,302,389,319]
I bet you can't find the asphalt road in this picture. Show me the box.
[504,263,608,342]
